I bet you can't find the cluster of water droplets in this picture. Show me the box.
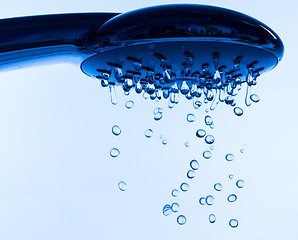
[97,51,261,117]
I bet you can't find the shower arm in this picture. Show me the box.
[0,13,119,70]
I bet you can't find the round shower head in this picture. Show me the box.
[80,4,284,103]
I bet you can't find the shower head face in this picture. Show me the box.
[81,4,284,100]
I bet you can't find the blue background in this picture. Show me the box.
[0,0,296,239]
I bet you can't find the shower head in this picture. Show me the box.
[0,4,284,105]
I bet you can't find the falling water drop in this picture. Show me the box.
[196,129,206,138]
[110,148,120,158]
[227,194,237,202]
[163,204,172,216]
[180,183,189,192]
[203,150,212,159]
[214,183,223,191]
[185,142,190,147]
[177,215,187,225]
[240,149,244,153]
[205,115,213,126]
[145,129,153,138]
[250,94,260,103]
[112,125,121,136]
[193,100,202,109]
[233,107,243,116]
[209,214,216,224]
[229,174,234,179]
[109,85,117,105]
[236,180,245,188]
[190,160,199,170]
[225,153,235,161]
[187,170,195,179]
[198,197,206,205]
[162,139,167,145]
[245,84,252,107]
[118,181,127,191]
[154,112,163,121]
[229,219,239,228]
[205,135,215,144]
[125,100,134,109]
[206,195,215,205]
[187,113,195,122]
[172,189,179,197]
[171,203,180,212]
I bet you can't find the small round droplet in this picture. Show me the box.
[112,125,121,136]
[185,142,190,147]
[180,183,189,192]
[233,107,243,116]
[209,214,216,224]
[187,170,195,179]
[205,109,209,113]
[227,194,237,202]
[125,100,134,109]
[236,179,245,188]
[177,215,186,225]
[162,139,167,145]
[193,100,202,109]
[205,115,213,125]
[210,145,214,150]
[110,148,120,158]
[203,150,212,159]
[240,149,244,153]
[225,153,235,161]
[250,94,260,103]
[229,219,239,228]
[154,112,163,121]
[171,203,180,212]
[214,183,223,191]
[145,129,153,138]
[198,197,206,205]
[172,189,179,197]
[210,123,215,129]
[205,135,215,144]
[163,204,172,216]
[187,113,195,122]
[190,160,199,170]
[196,129,206,138]
[229,174,234,179]
[143,92,149,99]
[118,181,127,191]
[206,195,215,205]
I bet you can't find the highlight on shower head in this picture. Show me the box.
[0,4,284,107]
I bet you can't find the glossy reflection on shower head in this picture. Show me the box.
[0,4,284,107]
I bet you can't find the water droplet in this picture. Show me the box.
[205,108,209,113]
[180,183,189,192]
[171,203,180,212]
[229,219,239,228]
[190,160,199,170]
[210,145,214,150]
[205,115,213,125]
[110,148,120,158]
[214,183,223,191]
[250,94,260,103]
[227,194,237,202]
[196,129,206,138]
[233,107,243,116]
[177,215,187,225]
[112,125,121,136]
[225,153,235,161]
[187,170,195,179]
[109,85,117,105]
[206,195,215,205]
[125,100,134,109]
[154,112,163,121]
[162,139,167,145]
[172,189,179,197]
[163,204,172,216]
[187,113,195,122]
[240,149,244,153]
[145,129,153,138]
[236,180,245,188]
[143,92,149,99]
[118,181,127,191]
[209,214,216,223]
[245,84,252,107]
[198,197,206,205]
[210,123,215,129]
[100,79,109,87]
[205,135,215,144]
[203,150,212,159]
[185,142,190,147]
[229,174,234,179]
[193,100,202,109]
[154,107,163,114]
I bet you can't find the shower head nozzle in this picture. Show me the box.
[0,4,284,105]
